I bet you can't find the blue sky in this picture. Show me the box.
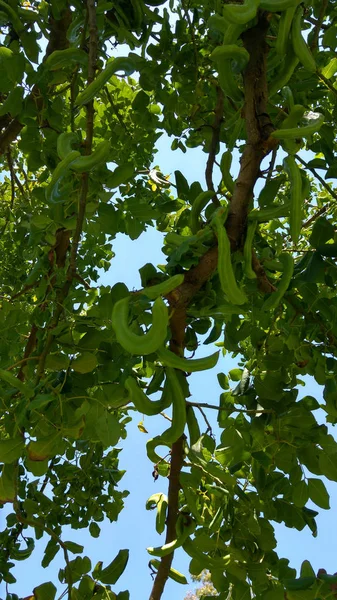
[5,132,337,600]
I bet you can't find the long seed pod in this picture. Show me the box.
[248,203,290,222]
[271,112,324,141]
[275,5,298,57]
[70,141,111,172]
[111,296,168,355]
[262,252,294,310]
[45,151,81,202]
[189,191,215,234]
[222,0,259,25]
[124,376,171,416]
[283,155,302,244]
[75,57,135,106]
[142,274,184,299]
[212,212,248,305]
[220,150,235,194]
[186,405,201,447]
[243,220,257,279]
[261,0,301,12]
[149,559,188,585]
[291,7,317,73]
[147,518,196,557]
[268,50,299,98]
[157,346,220,373]
[160,368,187,444]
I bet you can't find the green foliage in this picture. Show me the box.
[1,1,337,600]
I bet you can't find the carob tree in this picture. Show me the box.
[1,1,337,600]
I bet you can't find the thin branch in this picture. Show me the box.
[195,405,213,434]
[6,148,15,208]
[14,505,73,596]
[306,15,329,30]
[295,154,337,202]
[205,86,223,207]
[303,205,329,229]
[316,70,337,98]
[309,0,328,51]
[266,146,277,183]
[104,85,130,132]
[187,400,274,414]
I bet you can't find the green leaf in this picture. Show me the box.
[107,164,135,188]
[300,252,326,283]
[307,478,330,509]
[0,438,24,464]
[319,451,337,481]
[33,582,57,600]
[64,541,84,554]
[174,170,189,199]
[300,560,316,578]
[97,549,129,585]
[25,459,49,476]
[72,353,98,374]
[27,434,64,461]
[0,463,16,503]
[309,216,335,247]
[283,577,316,591]
[89,522,101,538]
[228,368,242,382]
[0,368,34,398]
[45,353,70,370]
[292,480,309,508]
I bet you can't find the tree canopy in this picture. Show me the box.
[1,1,337,599]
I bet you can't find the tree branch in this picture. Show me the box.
[149,435,185,600]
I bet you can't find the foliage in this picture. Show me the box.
[1,1,337,600]
[185,570,218,598]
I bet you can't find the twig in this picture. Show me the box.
[186,400,274,414]
[7,356,40,371]
[195,405,213,434]
[6,148,15,208]
[14,504,73,594]
[306,15,328,30]
[74,273,91,290]
[205,86,223,207]
[316,70,337,98]
[104,85,130,133]
[266,146,277,182]
[303,205,329,229]
[295,154,337,202]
